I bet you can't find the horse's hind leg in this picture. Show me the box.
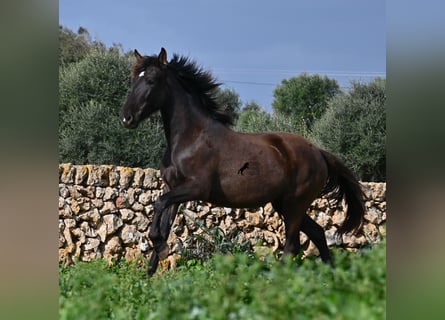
[301,215,333,266]
[277,198,332,266]
[279,200,309,259]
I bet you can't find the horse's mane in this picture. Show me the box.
[168,54,234,126]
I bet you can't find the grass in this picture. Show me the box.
[59,241,386,320]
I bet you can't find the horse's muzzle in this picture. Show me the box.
[120,114,138,129]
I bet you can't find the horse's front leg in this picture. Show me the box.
[149,198,172,260]
[148,180,203,275]
[147,196,170,276]
[147,202,179,276]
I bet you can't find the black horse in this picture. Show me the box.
[120,48,365,275]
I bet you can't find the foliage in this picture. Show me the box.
[59,241,386,320]
[310,78,386,181]
[235,101,270,132]
[59,25,94,67]
[214,87,242,122]
[59,25,122,67]
[272,73,340,128]
[176,210,253,264]
[59,100,165,167]
[236,101,309,137]
[59,49,131,114]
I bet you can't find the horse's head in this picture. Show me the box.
[120,48,169,129]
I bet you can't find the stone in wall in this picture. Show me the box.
[104,236,123,262]
[87,165,112,187]
[60,163,75,184]
[119,167,134,189]
[74,165,89,185]
[120,224,140,244]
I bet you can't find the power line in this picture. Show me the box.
[217,67,385,89]
[213,67,386,78]
[221,79,277,86]
[221,79,355,91]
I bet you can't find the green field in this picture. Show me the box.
[59,241,386,320]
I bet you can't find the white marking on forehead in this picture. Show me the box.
[139,71,145,77]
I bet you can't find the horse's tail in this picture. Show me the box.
[319,149,365,236]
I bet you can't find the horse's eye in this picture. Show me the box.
[139,71,145,77]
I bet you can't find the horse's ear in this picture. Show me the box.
[134,49,143,61]
[158,47,168,65]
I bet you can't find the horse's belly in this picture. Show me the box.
[210,174,285,208]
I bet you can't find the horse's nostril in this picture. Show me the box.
[123,115,133,124]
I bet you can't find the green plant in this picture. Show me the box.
[60,241,386,320]
[236,104,309,137]
[59,100,166,167]
[310,78,386,181]
[59,49,130,114]
[272,73,340,129]
[177,211,253,265]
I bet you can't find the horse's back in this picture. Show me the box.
[254,131,329,198]
[241,131,325,168]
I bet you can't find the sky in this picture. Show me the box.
[59,0,385,112]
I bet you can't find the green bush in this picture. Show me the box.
[214,87,242,122]
[235,104,271,133]
[311,78,386,181]
[59,50,130,113]
[59,100,165,167]
[236,102,309,137]
[59,241,386,320]
[272,73,340,129]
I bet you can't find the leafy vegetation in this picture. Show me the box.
[59,49,130,114]
[59,25,110,67]
[59,241,385,320]
[272,73,340,129]
[59,100,166,167]
[235,101,310,137]
[214,87,243,123]
[310,78,386,181]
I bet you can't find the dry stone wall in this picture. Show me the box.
[59,164,386,266]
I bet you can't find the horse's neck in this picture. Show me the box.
[161,93,210,152]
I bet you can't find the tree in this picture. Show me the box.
[213,87,242,122]
[59,25,121,68]
[236,101,308,136]
[59,26,91,67]
[236,101,270,133]
[310,78,386,181]
[59,101,165,167]
[272,73,340,128]
[59,49,131,114]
